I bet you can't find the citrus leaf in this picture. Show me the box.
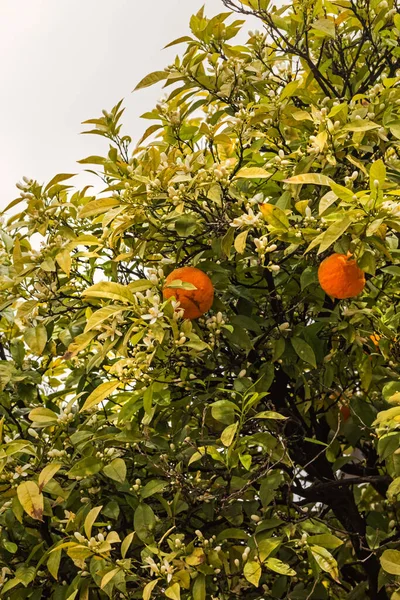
[234,167,272,178]
[165,582,181,600]
[143,579,159,600]
[291,337,317,368]
[284,173,332,186]
[100,568,121,590]
[38,463,62,492]
[234,230,249,254]
[310,545,339,581]
[84,306,126,333]
[17,481,44,521]
[380,549,400,575]
[84,505,103,538]
[79,198,120,218]
[24,325,47,355]
[243,560,262,586]
[192,573,206,600]
[28,407,58,425]
[82,281,136,304]
[134,71,168,90]
[80,380,120,412]
[221,422,238,446]
[103,458,127,483]
[265,557,296,576]
[260,203,289,229]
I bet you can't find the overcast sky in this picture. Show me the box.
[0,0,258,211]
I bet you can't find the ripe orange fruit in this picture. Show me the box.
[318,253,365,299]
[163,266,214,320]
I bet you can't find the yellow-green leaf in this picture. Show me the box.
[47,548,61,580]
[17,481,44,521]
[134,70,168,91]
[310,545,339,581]
[221,422,238,446]
[317,214,353,254]
[103,458,127,483]
[243,560,262,586]
[55,249,72,277]
[143,579,159,600]
[260,203,289,229]
[28,407,58,425]
[84,505,103,539]
[192,573,206,600]
[234,167,272,179]
[265,557,296,576]
[100,568,121,590]
[121,532,135,559]
[38,463,62,492]
[234,230,249,254]
[24,325,47,355]
[380,549,400,575]
[82,281,136,304]
[284,173,332,186]
[84,306,126,333]
[165,583,181,600]
[80,380,120,412]
[79,197,120,218]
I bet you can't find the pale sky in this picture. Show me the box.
[0,0,258,211]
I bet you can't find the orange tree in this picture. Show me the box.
[1,0,400,598]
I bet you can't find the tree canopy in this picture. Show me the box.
[1,0,400,598]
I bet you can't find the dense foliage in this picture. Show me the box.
[1,0,400,597]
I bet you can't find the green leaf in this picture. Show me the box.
[85,306,126,333]
[234,229,249,254]
[265,557,296,576]
[79,198,120,218]
[253,411,287,420]
[28,407,58,425]
[234,167,272,178]
[17,481,44,521]
[192,573,206,600]
[284,173,332,186]
[291,337,317,368]
[121,532,135,559]
[101,568,121,590]
[44,173,76,192]
[221,422,238,446]
[342,120,380,132]
[38,463,62,492]
[24,325,47,355]
[103,458,127,483]
[370,159,386,189]
[380,549,400,575]
[141,479,168,499]
[84,505,103,538]
[244,560,262,586]
[80,380,120,412]
[258,537,282,561]
[67,456,103,478]
[165,583,181,600]
[134,70,168,90]
[310,545,339,581]
[307,534,343,549]
[260,203,289,229]
[143,579,159,600]
[134,503,156,542]
[317,214,353,254]
[387,477,400,499]
[82,281,136,304]
[211,399,238,424]
[311,17,335,37]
